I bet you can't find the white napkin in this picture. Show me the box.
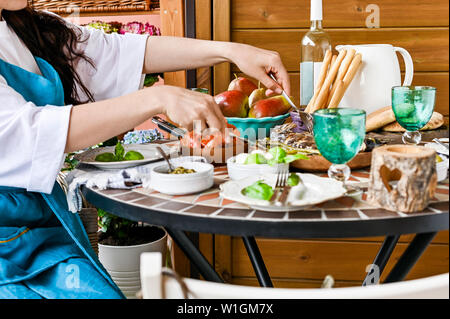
[66,156,207,213]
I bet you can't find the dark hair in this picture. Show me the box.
[2,7,94,105]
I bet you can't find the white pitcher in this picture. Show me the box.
[335,44,414,115]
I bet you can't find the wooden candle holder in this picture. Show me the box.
[367,145,437,213]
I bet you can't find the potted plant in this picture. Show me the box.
[97,209,167,298]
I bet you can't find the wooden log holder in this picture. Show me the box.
[367,145,437,213]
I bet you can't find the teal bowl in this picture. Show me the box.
[226,113,290,139]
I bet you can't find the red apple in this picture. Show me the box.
[248,95,291,118]
[214,90,249,118]
[227,76,258,97]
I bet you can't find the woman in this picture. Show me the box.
[0,0,290,299]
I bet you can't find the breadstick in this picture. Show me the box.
[322,55,337,107]
[328,53,362,108]
[328,80,345,108]
[327,48,356,105]
[342,53,362,90]
[305,50,332,113]
[311,49,347,111]
[330,55,337,68]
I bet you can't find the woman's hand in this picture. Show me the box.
[225,43,291,97]
[150,85,227,132]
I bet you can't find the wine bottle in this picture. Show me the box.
[300,0,332,108]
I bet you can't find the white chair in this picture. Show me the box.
[139,252,449,299]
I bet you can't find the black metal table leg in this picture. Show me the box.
[166,228,223,283]
[242,236,273,287]
[363,235,400,286]
[384,232,437,283]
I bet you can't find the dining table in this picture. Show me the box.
[81,139,449,288]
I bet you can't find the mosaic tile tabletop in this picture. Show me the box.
[92,165,449,222]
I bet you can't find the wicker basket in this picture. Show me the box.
[30,0,159,14]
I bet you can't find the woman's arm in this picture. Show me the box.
[65,84,226,153]
[143,37,291,96]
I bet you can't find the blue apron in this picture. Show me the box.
[0,57,124,299]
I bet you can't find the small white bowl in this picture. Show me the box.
[436,156,449,182]
[150,161,214,195]
[226,156,289,181]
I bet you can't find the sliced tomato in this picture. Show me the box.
[183,122,240,149]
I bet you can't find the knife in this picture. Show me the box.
[151,116,187,139]
[276,185,292,207]
[228,132,268,151]
[276,174,304,207]
[153,116,247,148]
[268,73,314,134]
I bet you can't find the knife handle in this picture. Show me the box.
[277,187,291,206]
[151,116,186,139]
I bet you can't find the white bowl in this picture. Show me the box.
[150,161,214,195]
[436,157,449,182]
[226,156,289,181]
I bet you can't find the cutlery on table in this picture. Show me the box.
[271,169,290,206]
[151,116,187,139]
[152,116,258,150]
[228,132,268,151]
[277,172,305,207]
[268,73,314,134]
[156,146,175,173]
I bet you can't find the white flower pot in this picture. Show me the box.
[98,226,167,298]
[98,227,167,272]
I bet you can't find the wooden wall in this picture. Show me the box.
[225,0,449,122]
[199,0,449,288]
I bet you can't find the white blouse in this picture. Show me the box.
[0,19,148,194]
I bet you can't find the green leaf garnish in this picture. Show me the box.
[114,141,125,161]
[242,181,274,201]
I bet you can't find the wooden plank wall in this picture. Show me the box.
[206,0,449,288]
[230,0,449,122]
[160,0,187,88]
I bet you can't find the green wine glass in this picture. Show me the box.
[313,108,366,194]
[392,86,436,144]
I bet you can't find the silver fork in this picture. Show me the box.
[270,171,283,204]
[270,167,289,206]
[275,170,290,207]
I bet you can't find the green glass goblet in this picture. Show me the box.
[392,86,436,145]
[313,108,366,195]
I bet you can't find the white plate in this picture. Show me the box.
[220,173,346,212]
[76,144,174,170]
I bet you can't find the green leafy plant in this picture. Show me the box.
[97,209,138,240]
[62,152,80,172]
